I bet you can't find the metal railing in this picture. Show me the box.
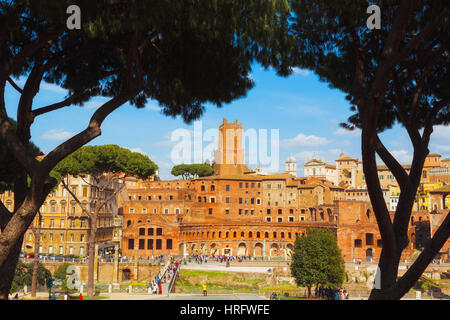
[167,260,181,294]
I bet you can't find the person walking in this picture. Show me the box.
[157,278,162,294]
[202,283,207,296]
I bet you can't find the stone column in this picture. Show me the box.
[113,244,119,283]
[263,239,266,260]
[183,242,187,258]
[94,244,99,281]
[133,249,139,281]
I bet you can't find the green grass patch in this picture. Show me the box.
[180,270,232,278]
[413,276,441,292]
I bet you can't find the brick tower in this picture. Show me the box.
[214,118,245,176]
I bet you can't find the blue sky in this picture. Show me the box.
[5,65,449,180]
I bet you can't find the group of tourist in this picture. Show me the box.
[191,254,252,264]
[315,286,349,300]
[149,256,180,295]
[149,278,162,295]
[167,257,179,279]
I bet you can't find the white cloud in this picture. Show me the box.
[82,100,104,110]
[293,149,343,166]
[281,133,330,148]
[431,125,450,140]
[434,144,450,152]
[291,67,310,76]
[293,150,320,164]
[39,82,68,94]
[334,127,361,137]
[40,129,74,141]
[428,125,450,156]
[153,129,195,147]
[390,150,413,165]
[146,101,161,111]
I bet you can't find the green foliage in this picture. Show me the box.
[171,163,214,179]
[53,263,74,291]
[10,261,51,293]
[290,228,345,290]
[289,0,449,132]
[5,0,295,123]
[413,276,441,292]
[53,263,72,280]
[53,145,157,180]
[0,118,41,192]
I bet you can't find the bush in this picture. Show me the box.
[10,261,51,294]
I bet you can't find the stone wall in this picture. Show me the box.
[39,261,162,283]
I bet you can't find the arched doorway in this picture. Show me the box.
[237,243,247,256]
[254,243,263,257]
[327,208,333,222]
[270,243,278,256]
[210,243,218,256]
[366,248,373,262]
[286,244,294,257]
[122,269,131,281]
[309,208,316,221]
[366,209,371,221]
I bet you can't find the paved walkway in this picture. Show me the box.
[182,263,272,273]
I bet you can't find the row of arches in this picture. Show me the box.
[184,241,295,257]
[181,229,304,241]
[308,207,337,223]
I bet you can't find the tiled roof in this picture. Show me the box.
[429,185,450,193]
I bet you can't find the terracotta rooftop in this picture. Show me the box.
[195,175,262,181]
[336,156,357,161]
[261,173,294,180]
[428,185,450,193]
[376,164,412,170]
[304,158,326,165]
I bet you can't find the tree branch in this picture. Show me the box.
[0,4,23,48]
[0,199,12,231]
[0,116,39,176]
[31,70,120,117]
[3,25,65,79]
[38,93,131,177]
[389,212,450,299]
[374,135,410,191]
[393,74,424,151]
[422,101,449,146]
[409,46,446,126]
[6,77,23,94]
[381,4,449,79]
[61,178,91,218]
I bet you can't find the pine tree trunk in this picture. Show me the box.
[0,235,24,300]
[31,213,41,298]
[87,213,97,297]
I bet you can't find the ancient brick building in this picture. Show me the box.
[120,118,434,263]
